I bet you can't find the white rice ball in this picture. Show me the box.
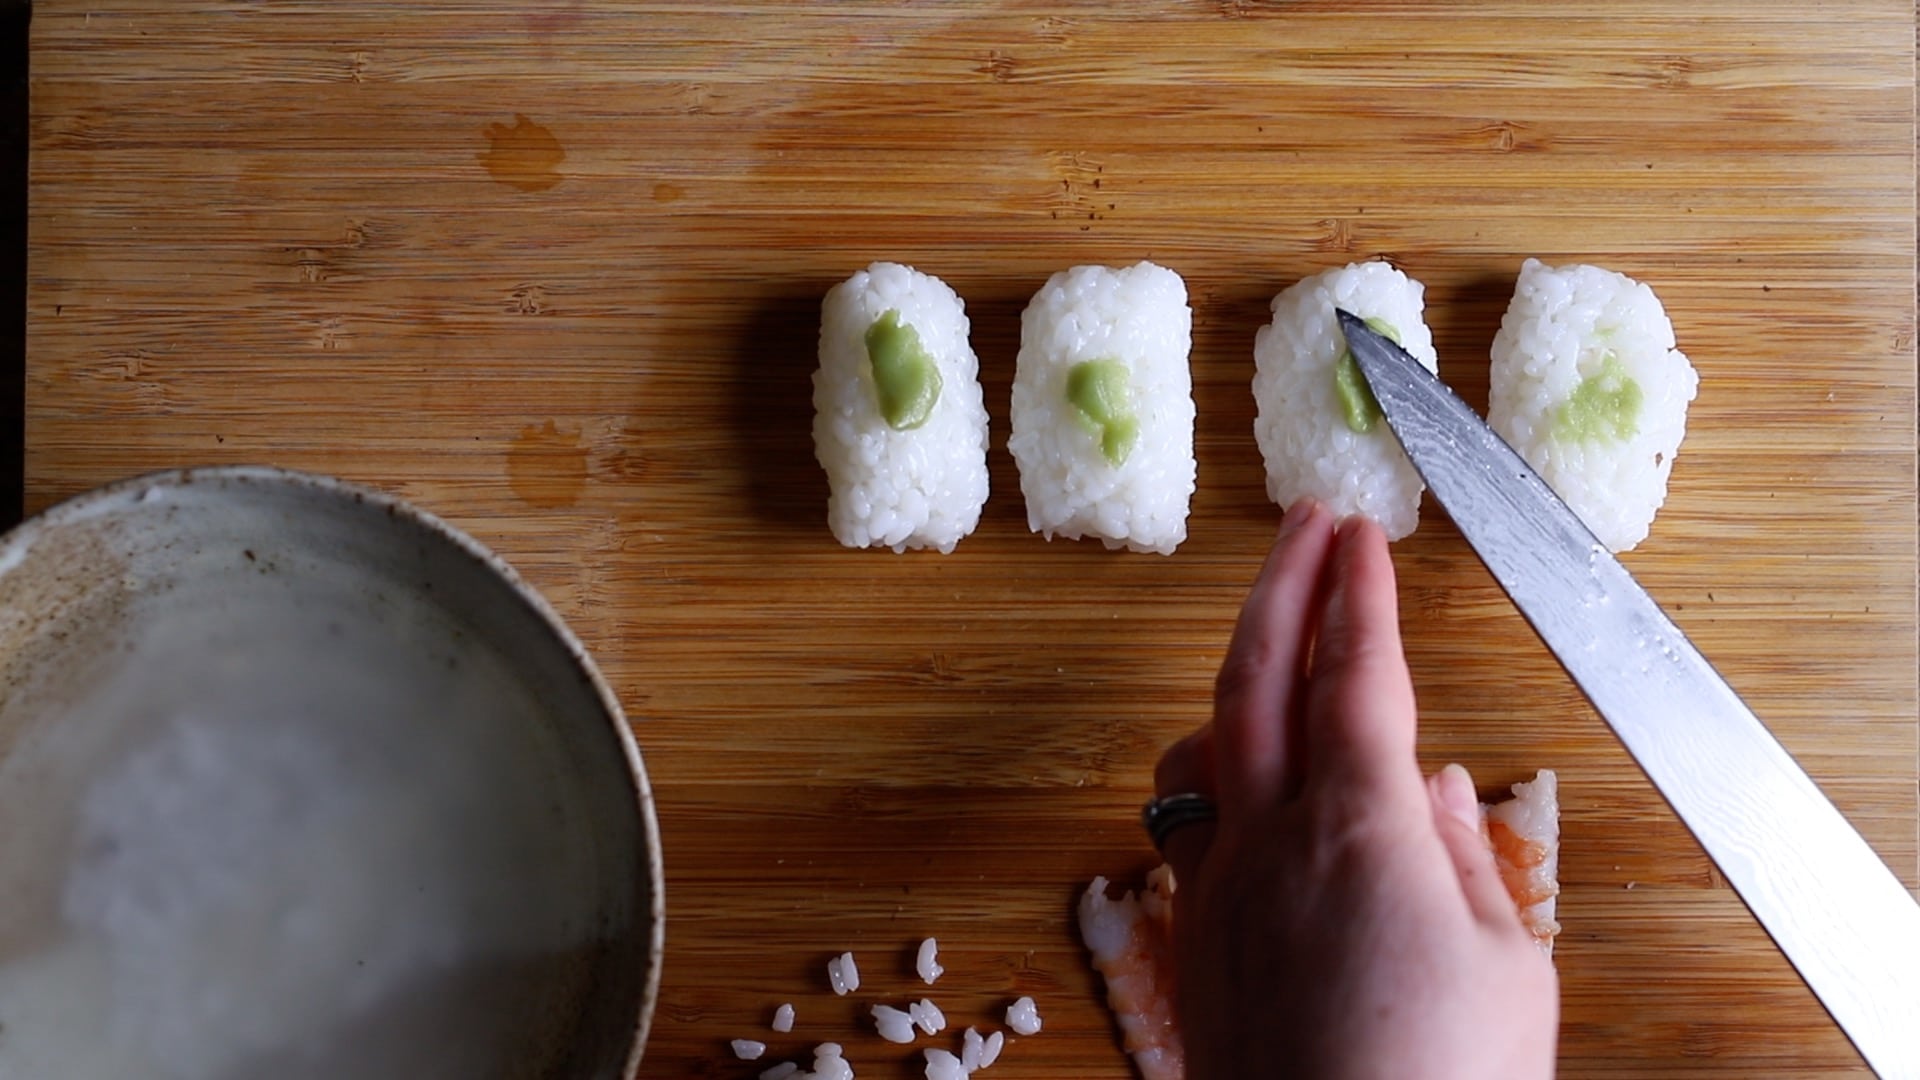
[1488,259,1697,552]
[1251,261,1438,541]
[1008,262,1197,555]
[814,263,991,553]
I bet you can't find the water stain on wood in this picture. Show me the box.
[478,115,567,192]
[507,420,589,508]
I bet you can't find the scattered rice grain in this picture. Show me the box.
[827,952,860,995]
[922,1048,968,1080]
[961,1027,985,1070]
[909,998,946,1035]
[807,1043,854,1080]
[872,1004,917,1044]
[916,937,944,985]
[1006,996,1041,1036]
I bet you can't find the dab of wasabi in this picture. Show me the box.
[1332,316,1401,434]
[1557,352,1642,442]
[1065,359,1139,466]
[865,310,942,430]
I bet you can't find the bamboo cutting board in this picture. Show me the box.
[24,2,1918,1076]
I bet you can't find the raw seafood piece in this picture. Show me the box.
[1482,768,1563,954]
[1079,774,1560,1078]
[1076,865,1183,1080]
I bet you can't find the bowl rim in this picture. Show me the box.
[0,464,666,1077]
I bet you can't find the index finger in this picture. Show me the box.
[1211,498,1335,815]
[1302,514,1422,801]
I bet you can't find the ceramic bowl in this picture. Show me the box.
[0,467,662,1080]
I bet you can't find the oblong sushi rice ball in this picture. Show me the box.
[1009,262,1196,555]
[1488,259,1697,553]
[1252,261,1439,541]
[813,262,991,553]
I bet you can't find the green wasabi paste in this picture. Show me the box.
[1065,359,1140,466]
[865,310,942,430]
[1332,316,1402,435]
[1556,352,1642,442]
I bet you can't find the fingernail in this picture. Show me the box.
[1279,497,1320,538]
[1438,763,1480,830]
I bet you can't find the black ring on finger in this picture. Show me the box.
[1141,792,1218,853]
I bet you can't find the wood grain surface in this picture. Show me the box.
[24,2,1918,1076]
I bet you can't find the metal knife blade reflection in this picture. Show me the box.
[1338,308,1920,1077]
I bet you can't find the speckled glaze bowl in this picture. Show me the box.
[0,467,662,1080]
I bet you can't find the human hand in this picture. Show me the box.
[1153,498,1559,1080]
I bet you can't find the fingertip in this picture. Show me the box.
[1300,511,1417,795]
[1279,496,1325,540]
[1436,762,1481,831]
[1431,785,1526,929]
[1326,515,1398,622]
[1215,497,1337,814]
[1333,512,1387,552]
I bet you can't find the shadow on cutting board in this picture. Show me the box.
[727,289,834,531]
[0,0,26,530]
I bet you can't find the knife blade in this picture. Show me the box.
[1336,309,1920,1076]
